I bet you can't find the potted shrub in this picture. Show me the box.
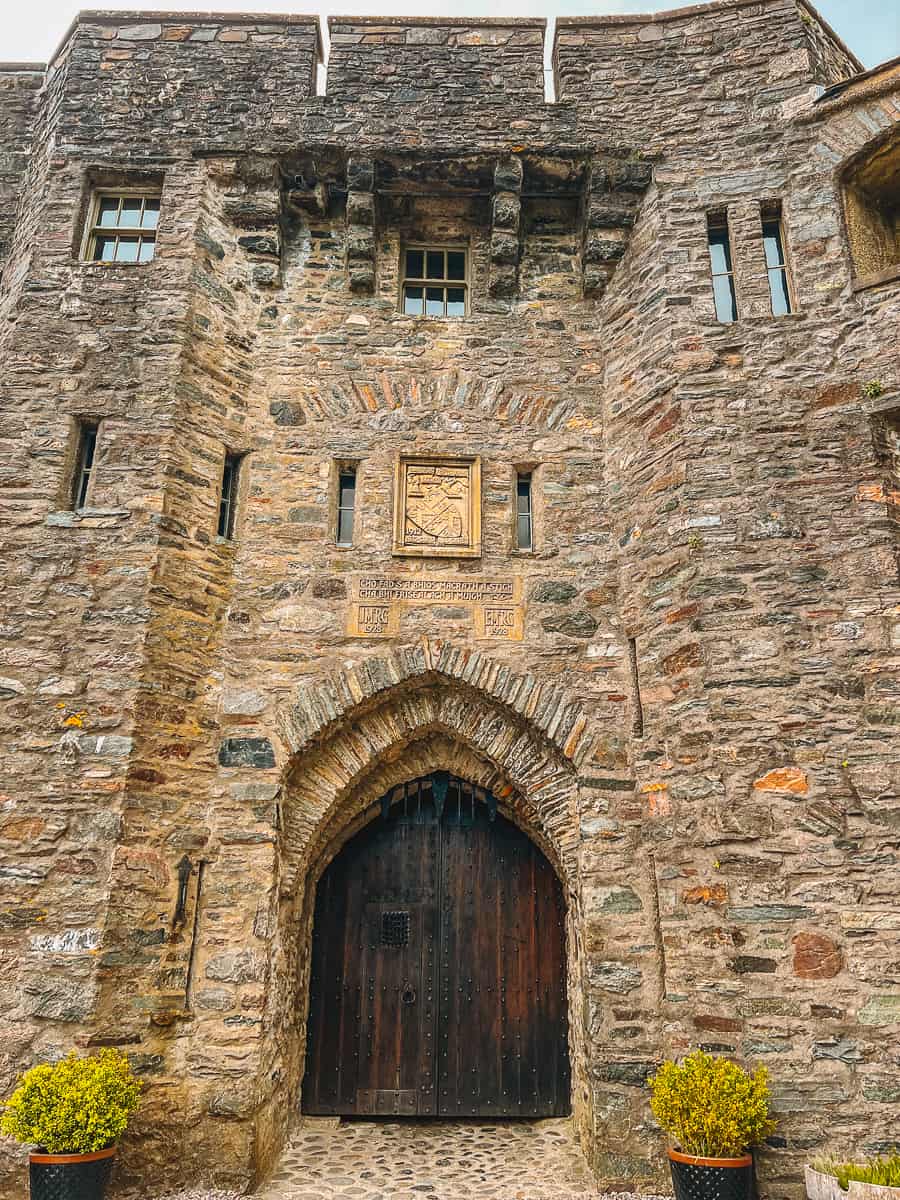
[649,1049,776,1200]
[807,1154,900,1200]
[1,1048,141,1200]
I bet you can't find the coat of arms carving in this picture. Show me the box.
[393,456,481,558]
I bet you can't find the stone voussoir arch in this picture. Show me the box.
[275,638,593,766]
[274,641,595,896]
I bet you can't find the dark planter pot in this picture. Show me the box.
[668,1148,755,1200]
[29,1147,116,1200]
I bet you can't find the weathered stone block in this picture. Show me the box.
[218,738,276,769]
[205,950,265,983]
[793,932,842,979]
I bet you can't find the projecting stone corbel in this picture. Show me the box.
[345,157,376,294]
[581,157,653,298]
[215,156,284,288]
[489,156,522,298]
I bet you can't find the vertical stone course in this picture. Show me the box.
[0,65,43,276]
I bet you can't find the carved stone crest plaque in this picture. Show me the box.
[392,455,481,558]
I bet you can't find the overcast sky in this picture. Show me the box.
[3,0,898,68]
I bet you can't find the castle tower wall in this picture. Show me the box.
[0,3,897,1195]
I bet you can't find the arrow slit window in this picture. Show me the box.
[706,212,738,323]
[761,203,793,315]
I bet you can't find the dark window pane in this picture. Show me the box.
[94,235,116,262]
[218,456,238,538]
[516,476,532,514]
[707,226,732,275]
[425,287,444,317]
[138,239,156,263]
[446,287,465,317]
[516,474,532,549]
[75,426,98,509]
[339,472,356,506]
[426,250,444,280]
[142,199,160,229]
[447,251,466,280]
[337,506,354,545]
[97,198,120,227]
[712,273,737,323]
[768,268,792,316]
[762,220,785,269]
[337,469,356,545]
[403,285,423,316]
[405,249,424,280]
[119,198,142,227]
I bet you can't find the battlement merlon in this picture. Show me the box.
[0,1,878,169]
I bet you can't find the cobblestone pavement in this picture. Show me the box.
[253,1117,632,1200]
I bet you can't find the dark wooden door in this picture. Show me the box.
[303,775,569,1118]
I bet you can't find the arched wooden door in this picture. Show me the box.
[303,773,570,1117]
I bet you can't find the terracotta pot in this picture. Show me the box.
[668,1147,755,1200]
[29,1146,115,1200]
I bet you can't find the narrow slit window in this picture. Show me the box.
[337,467,356,546]
[516,472,533,551]
[761,207,793,316]
[401,247,467,318]
[73,421,99,509]
[218,453,241,540]
[85,191,160,263]
[706,214,738,323]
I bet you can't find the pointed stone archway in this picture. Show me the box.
[253,641,599,1181]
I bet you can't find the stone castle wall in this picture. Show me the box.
[0,64,42,275]
[0,1,897,1196]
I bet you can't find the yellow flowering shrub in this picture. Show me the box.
[649,1050,776,1158]
[1,1050,141,1154]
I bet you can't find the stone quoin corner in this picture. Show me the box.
[0,0,898,1197]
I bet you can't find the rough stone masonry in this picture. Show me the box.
[0,1,898,1196]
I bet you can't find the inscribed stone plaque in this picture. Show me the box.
[474,604,525,642]
[346,601,400,638]
[347,576,524,641]
[393,456,481,558]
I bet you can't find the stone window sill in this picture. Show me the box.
[46,507,130,527]
[74,260,157,271]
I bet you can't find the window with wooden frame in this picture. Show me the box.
[706,212,738,323]
[336,466,357,547]
[515,471,534,551]
[401,247,467,318]
[761,203,793,316]
[217,453,242,540]
[72,420,99,509]
[83,191,161,263]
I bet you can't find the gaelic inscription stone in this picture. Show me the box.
[347,576,523,639]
